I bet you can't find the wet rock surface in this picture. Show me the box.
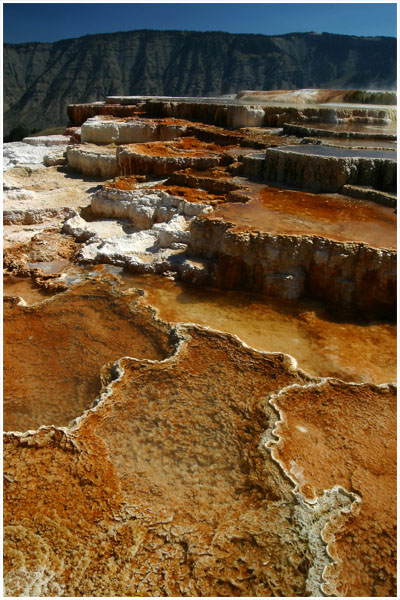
[114,271,396,385]
[3,91,397,597]
[4,266,396,385]
[282,121,397,141]
[213,184,396,249]
[268,380,396,596]
[278,143,396,160]
[3,331,312,596]
[4,280,174,431]
[3,299,396,595]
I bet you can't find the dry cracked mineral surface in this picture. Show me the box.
[3,89,397,597]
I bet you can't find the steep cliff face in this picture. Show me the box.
[4,30,396,135]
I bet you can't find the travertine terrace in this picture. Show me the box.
[3,89,397,597]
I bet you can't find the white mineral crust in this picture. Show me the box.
[3,142,67,171]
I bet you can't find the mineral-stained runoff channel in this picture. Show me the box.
[3,89,397,597]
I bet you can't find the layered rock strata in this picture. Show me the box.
[282,122,396,141]
[145,99,395,129]
[263,147,396,193]
[81,116,188,145]
[117,138,230,177]
[185,122,284,148]
[66,138,235,179]
[103,174,237,206]
[262,106,393,128]
[236,88,397,106]
[343,89,397,106]
[341,184,396,208]
[59,105,397,318]
[74,110,299,152]
[3,89,397,598]
[187,217,396,318]
[166,167,249,196]
[67,102,145,127]
[79,115,294,150]
[67,201,396,318]
[145,100,262,129]
[66,144,118,178]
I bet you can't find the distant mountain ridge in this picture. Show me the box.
[3,29,396,135]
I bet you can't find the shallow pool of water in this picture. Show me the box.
[297,121,397,135]
[117,272,396,385]
[3,277,173,432]
[3,261,396,393]
[212,183,396,249]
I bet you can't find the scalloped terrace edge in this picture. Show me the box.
[4,280,396,596]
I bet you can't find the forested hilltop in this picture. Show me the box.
[4,29,396,136]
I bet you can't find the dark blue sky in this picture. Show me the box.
[3,2,397,44]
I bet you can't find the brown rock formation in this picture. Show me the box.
[4,89,397,597]
[4,426,139,597]
[4,302,396,595]
[5,300,324,596]
[187,217,396,318]
[264,147,397,193]
[67,102,145,127]
[117,138,231,177]
[3,229,79,278]
[146,99,394,129]
[267,379,396,596]
[166,166,249,195]
[4,280,174,432]
[103,167,252,204]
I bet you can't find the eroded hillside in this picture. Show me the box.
[4,30,396,135]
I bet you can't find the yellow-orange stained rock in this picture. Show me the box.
[4,94,397,598]
[118,272,396,385]
[213,185,397,249]
[4,280,173,432]
[5,320,320,596]
[4,292,397,596]
[268,380,396,596]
